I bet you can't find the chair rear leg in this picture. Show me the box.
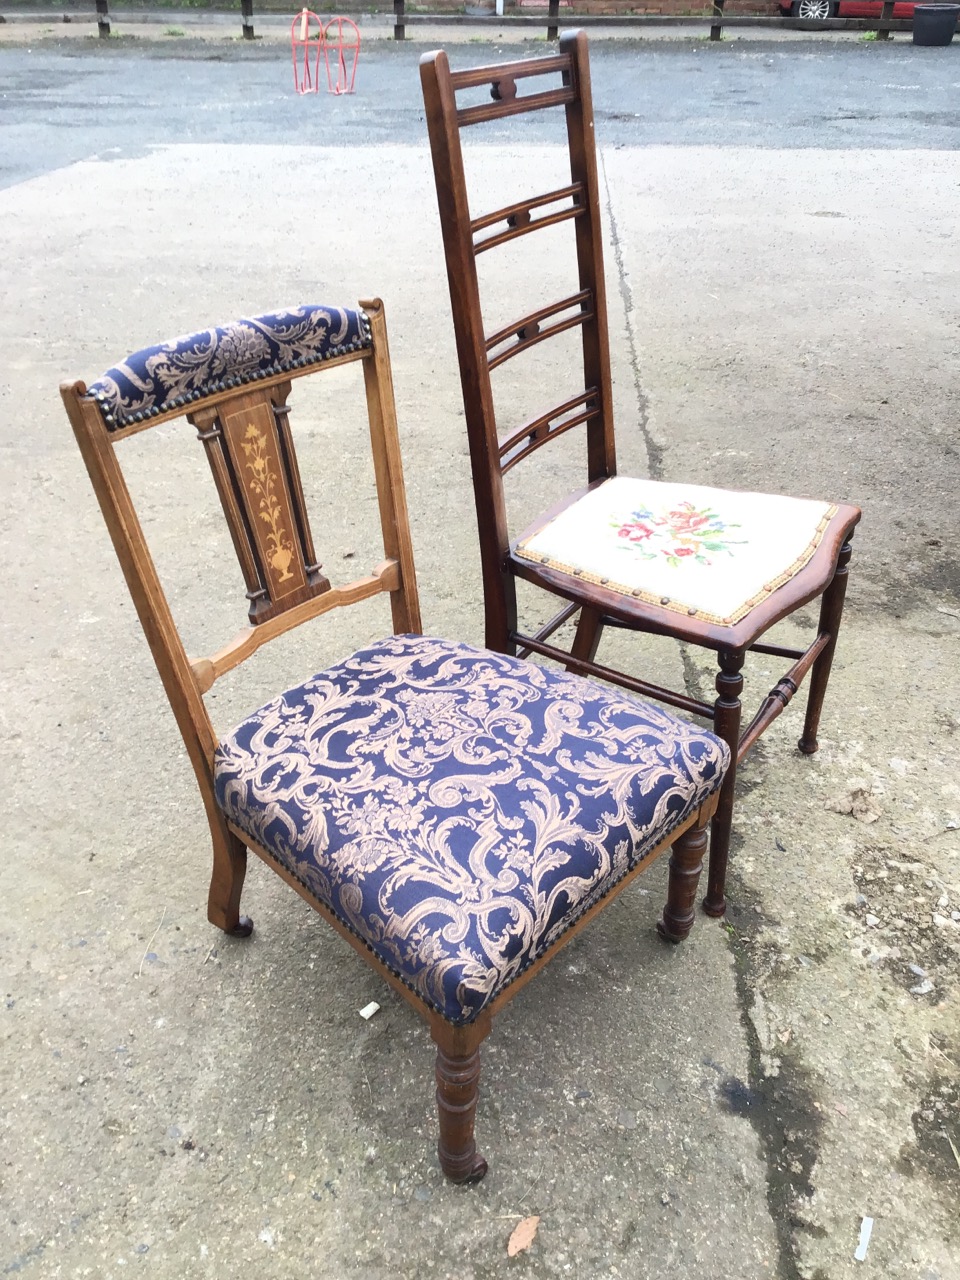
[657,807,710,942]
[568,604,605,671]
[799,538,853,755]
[432,1017,491,1183]
[207,819,254,937]
[485,567,519,656]
[703,648,744,919]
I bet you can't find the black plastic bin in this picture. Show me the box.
[912,3,960,45]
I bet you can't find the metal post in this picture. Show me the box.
[710,0,725,40]
[394,0,405,40]
[95,0,110,38]
[241,0,255,40]
[546,0,560,40]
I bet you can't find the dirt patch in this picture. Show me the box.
[899,1064,960,1232]
[847,843,960,1001]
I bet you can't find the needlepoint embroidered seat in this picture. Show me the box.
[214,634,730,1024]
[516,477,837,628]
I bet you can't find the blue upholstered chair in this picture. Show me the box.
[62,299,730,1182]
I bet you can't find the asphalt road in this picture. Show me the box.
[2,38,960,189]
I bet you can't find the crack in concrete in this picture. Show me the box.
[601,141,825,1280]
[722,880,827,1280]
[599,146,663,483]
[680,645,710,710]
[677,651,827,1277]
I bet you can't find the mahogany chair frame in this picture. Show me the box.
[420,32,861,916]
[62,297,722,1182]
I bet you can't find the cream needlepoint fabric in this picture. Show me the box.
[515,477,836,625]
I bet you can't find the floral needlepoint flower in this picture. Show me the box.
[611,499,744,567]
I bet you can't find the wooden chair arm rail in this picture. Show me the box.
[191,559,402,692]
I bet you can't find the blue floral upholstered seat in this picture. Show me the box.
[214,634,729,1025]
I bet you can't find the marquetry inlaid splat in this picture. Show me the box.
[193,388,331,624]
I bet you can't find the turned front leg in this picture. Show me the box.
[431,1016,491,1183]
[704,647,744,919]
[658,810,710,943]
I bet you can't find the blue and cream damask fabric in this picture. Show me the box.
[214,635,729,1024]
[86,305,371,430]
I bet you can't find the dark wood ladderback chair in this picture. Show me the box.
[420,32,861,917]
[62,297,731,1181]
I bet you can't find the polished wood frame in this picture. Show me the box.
[61,297,722,1182]
[420,31,861,916]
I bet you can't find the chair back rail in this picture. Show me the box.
[471,183,585,255]
[60,298,421,823]
[420,31,617,589]
[499,391,600,475]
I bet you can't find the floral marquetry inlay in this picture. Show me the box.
[221,400,308,604]
[241,423,296,583]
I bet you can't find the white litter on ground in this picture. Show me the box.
[854,1216,874,1262]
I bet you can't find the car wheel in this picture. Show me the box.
[791,0,837,16]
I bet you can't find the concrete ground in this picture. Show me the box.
[1,24,958,1280]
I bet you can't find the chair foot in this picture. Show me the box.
[797,736,819,756]
[656,916,686,944]
[207,824,250,936]
[441,1149,489,1184]
[702,894,727,919]
[658,814,709,943]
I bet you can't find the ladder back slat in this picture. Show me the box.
[448,52,571,90]
[501,408,599,475]
[486,289,591,352]
[487,311,592,372]
[475,206,583,256]
[498,390,599,458]
[457,87,576,128]
[471,184,582,234]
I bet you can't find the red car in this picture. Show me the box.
[782,0,916,15]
